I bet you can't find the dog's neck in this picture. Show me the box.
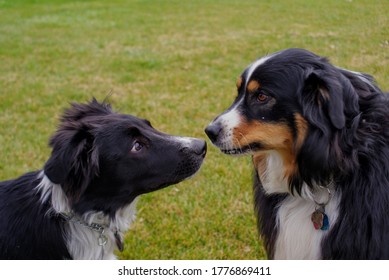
[253,151,297,194]
[253,152,339,259]
[253,151,333,200]
[35,171,137,259]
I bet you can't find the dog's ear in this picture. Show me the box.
[44,99,110,203]
[44,142,72,185]
[44,124,100,203]
[302,69,346,130]
[296,69,349,188]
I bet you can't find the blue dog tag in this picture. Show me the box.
[311,205,329,231]
[321,213,329,230]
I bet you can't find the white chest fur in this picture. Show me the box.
[254,151,340,259]
[274,191,340,259]
[36,172,138,259]
[66,200,138,260]
[259,151,290,194]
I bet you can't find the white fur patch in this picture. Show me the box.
[254,152,340,259]
[65,201,137,260]
[259,151,290,194]
[274,188,340,259]
[36,172,137,260]
[244,53,275,88]
[219,106,242,131]
[208,103,242,151]
[36,171,71,214]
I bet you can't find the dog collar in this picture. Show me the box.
[59,212,124,252]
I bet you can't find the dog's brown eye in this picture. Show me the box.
[257,93,269,103]
[131,141,143,153]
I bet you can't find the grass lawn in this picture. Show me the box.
[0,0,388,259]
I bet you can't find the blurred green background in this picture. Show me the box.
[0,0,388,259]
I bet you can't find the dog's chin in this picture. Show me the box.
[145,177,189,193]
[145,158,205,193]
[150,181,177,192]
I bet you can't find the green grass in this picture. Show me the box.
[0,0,388,259]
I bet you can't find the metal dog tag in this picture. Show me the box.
[311,205,329,230]
[98,233,108,246]
[311,208,324,230]
[321,212,329,230]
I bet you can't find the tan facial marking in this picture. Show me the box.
[253,153,268,175]
[247,80,260,93]
[234,120,298,182]
[278,148,298,180]
[294,113,308,151]
[236,77,243,90]
[232,120,292,150]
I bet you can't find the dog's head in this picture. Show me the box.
[44,98,206,214]
[205,48,379,194]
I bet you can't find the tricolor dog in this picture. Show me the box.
[205,48,389,259]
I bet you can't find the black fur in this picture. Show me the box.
[0,99,206,259]
[0,172,71,259]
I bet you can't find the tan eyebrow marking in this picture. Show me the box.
[236,77,243,90]
[247,80,260,93]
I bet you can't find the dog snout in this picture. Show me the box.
[177,137,207,157]
[205,122,222,143]
[189,138,207,157]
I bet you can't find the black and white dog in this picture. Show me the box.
[205,48,389,259]
[0,99,206,259]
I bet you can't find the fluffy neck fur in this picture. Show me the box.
[35,171,137,260]
[254,151,340,259]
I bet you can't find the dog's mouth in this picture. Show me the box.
[220,143,263,156]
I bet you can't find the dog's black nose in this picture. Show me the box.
[191,139,207,157]
[205,123,221,143]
